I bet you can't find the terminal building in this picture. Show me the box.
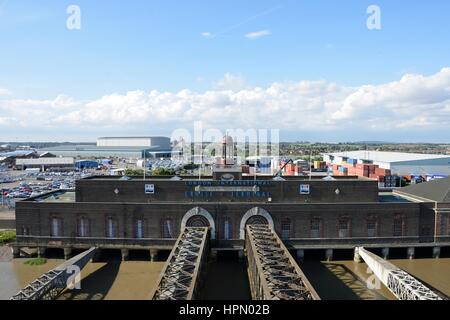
[13,137,450,260]
[323,150,450,177]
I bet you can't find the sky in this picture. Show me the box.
[0,0,449,142]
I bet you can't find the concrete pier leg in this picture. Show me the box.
[353,248,362,263]
[64,248,72,260]
[121,249,129,261]
[210,249,218,262]
[12,246,20,258]
[382,248,389,260]
[238,250,244,260]
[37,247,46,258]
[149,249,158,262]
[296,249,305,262]
[432,247,441,259]
[407,247,415,260]
[325,249,333,261]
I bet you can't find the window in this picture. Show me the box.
[51,218,62,237]
[78,218,89,237]
[310,218,322,238]
[106,217,117,238]
[281,218,291,240]
[338,217,350,238]
[393,214,405,237]
[367,216,378,238]
[448,216,450,236]
[22,226,29,236]
[223,218,232,240]
[162,219,173,238]
[135,219,144,239]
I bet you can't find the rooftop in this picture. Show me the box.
[394,176,450,202]
[325,150,450,163]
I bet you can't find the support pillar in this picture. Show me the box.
[296,249,305,262]
[121,249,129,261]
[210,249,218,262]
[37,247,46,258]
[353,247,362,263]
[325,249,333,261]
[382,247,389,260]
[149,249,158,262]
[432,246,441,259]
[12,246,20,258]
[64,247,72,260]
[407,247,415,260]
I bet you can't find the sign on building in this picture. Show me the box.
[299,184,310,195]
[145,184,155,194]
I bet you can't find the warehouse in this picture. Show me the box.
[15,157,74,171]
[38,136,174,159]
[323,151,450,176]
[97,136,171,149]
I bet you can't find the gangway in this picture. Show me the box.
[356,247,445,300]
[245,224,320,300]
[150,227,209,300]
[10,247,97,300]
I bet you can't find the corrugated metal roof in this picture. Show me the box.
[324,150,450,163]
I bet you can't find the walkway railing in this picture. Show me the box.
[245,224,320,300]
[10,247,97,300]
[150,227,209,300]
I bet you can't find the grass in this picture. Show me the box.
[24,257,47,266]
[0,230,16,245]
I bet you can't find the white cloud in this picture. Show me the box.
[212,73,249,91]
[245,30,271,39]
[0,88,10,96]
[1,68,450,140]
[200,32,213,38]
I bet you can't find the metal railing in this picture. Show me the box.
[150,227,209,300]
[245,224,320,300]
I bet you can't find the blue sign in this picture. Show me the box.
[145,184,155,194]
[299,184,310,195]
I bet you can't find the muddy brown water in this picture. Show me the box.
[1,250,449,300]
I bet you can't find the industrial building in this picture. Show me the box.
[15,157,75,171]
[97,136,170,149]
[323,151,450,177]
[38,136,174,159]
[13,137,450,263]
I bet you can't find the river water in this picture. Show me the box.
[1,248,449,300]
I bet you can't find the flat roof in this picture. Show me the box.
[324,150,450,163]
[97,136,169,140]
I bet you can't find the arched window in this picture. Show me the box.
[281,218,291,240]
[78,217,90,237]
[393,214,405,237]
[223,218,232,240]
[135,218,145,239]
[367,215,378,238]
[338,217,351,238]
[162,219,173,238]
[50,217,63,237]
[310,218,322,238]
[106,217,118,238]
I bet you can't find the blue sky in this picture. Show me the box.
[0,0,449,142]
